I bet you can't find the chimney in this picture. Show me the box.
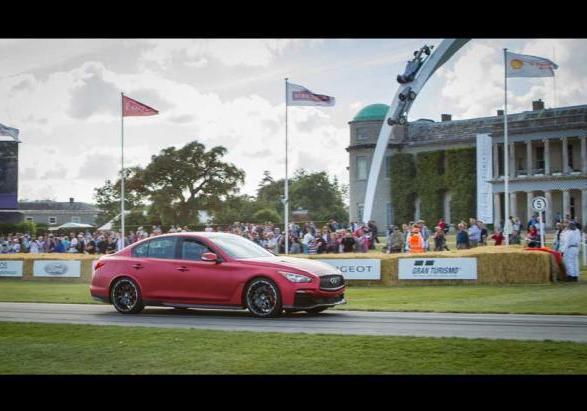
[497,109,504,116]
[532,99,544,111]
[441,114,452,122]
[69,197,74,204]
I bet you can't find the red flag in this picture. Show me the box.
[122,95,159,117]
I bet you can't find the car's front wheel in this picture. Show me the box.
[245,278,282,318]
[111,277,145,314]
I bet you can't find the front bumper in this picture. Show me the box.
[284,292,346,310]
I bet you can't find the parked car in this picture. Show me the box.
[90,232,346,318]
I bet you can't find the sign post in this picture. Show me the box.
[531,196,547,248]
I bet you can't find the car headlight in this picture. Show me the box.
[279,271,312,283]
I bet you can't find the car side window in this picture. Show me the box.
[132,241,149,258]
[181,239,211,261]
[147,237,178,260]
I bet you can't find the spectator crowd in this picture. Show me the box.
[0,215,584,257]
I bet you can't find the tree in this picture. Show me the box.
[210,194,258,226]
[141,141,245,226]
[252,208,282,224]
[93,167,147,227]
[255,169,347,223]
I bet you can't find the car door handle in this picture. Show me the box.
[132,264,144,269]
[176,266,189,272]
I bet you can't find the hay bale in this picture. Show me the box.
[306,247,552,285]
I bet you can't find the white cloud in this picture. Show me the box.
[139,39,311,70]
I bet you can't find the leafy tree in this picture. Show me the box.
[252,208,282,224]
[141,141,245,226]
[210,194,258,226]
[255,169,347,223]
[93,167,147,227]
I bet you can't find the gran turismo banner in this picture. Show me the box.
[33,260,81,277]
[317,259,381,280]
[399,258,477,280]
[0,261,23,277]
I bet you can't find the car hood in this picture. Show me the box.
[238,256,341,277]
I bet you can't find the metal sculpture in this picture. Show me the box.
[362,39,471,224]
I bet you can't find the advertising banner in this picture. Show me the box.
[476,133,493,224]
[317,259,381,280]
[33,260,81,277]
[399,258,477,280]
[0,260,23,277]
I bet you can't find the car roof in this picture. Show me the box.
[141,232,237,239]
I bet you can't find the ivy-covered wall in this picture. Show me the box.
[390,147,476,225]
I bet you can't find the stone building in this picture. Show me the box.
[0,198,100,226]
[348,100,587,230]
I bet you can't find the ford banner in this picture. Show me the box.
[33,260,81,277]
[399,258,477,280]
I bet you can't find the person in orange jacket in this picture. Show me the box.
[407,226,425,253]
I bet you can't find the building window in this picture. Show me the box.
[356,127,369,140]
[356,156,368,180]
[48,217,57,225]
[536,146,545,172]
[71,216,81,223]
[25,217,34,222]
[568,143,574,170]
[357,204,364,223]
[385,156,392,178]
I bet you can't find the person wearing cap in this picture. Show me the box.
[386,225,404,254]
[560,222,582,282]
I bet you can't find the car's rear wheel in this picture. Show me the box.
[111,278,145,314]
[306,307,328,314]
[246,278,282,318]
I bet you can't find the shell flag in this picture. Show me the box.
[506,51,558,78]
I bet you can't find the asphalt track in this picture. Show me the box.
[1,302,586,343]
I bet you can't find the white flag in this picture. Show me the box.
[286,82,335,106]
[506,51,558,78]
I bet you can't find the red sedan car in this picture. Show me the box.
[90,232,346,317]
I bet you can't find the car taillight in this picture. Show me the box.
[95,261,106,270]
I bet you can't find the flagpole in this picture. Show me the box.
[120,92,125,251]
[503,48,510,246]
[284,78,289,255]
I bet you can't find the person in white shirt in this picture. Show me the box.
[302,229,315,254]
[29,237,42,254]
[559,222,582,281]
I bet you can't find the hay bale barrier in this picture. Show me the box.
[0,247,554,285]
[308,246,554,285]
[0,253,98,283]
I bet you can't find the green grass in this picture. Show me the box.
[2,278,587,315]
[341,282,587,315]
[1,322,587,374]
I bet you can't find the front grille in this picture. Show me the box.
[320,274,345,290]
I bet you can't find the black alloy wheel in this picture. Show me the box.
[111,278,145,314]
[246,278,282,318]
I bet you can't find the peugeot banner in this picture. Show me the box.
[317,259,381,280]
[33,260,81,277]
[399,258,477,280]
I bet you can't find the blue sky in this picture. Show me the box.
[1,38,585,204]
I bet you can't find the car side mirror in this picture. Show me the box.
[201,252,220,263]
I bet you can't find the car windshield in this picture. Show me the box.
[208,235,275,259]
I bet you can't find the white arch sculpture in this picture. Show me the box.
[362,39,471,224]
